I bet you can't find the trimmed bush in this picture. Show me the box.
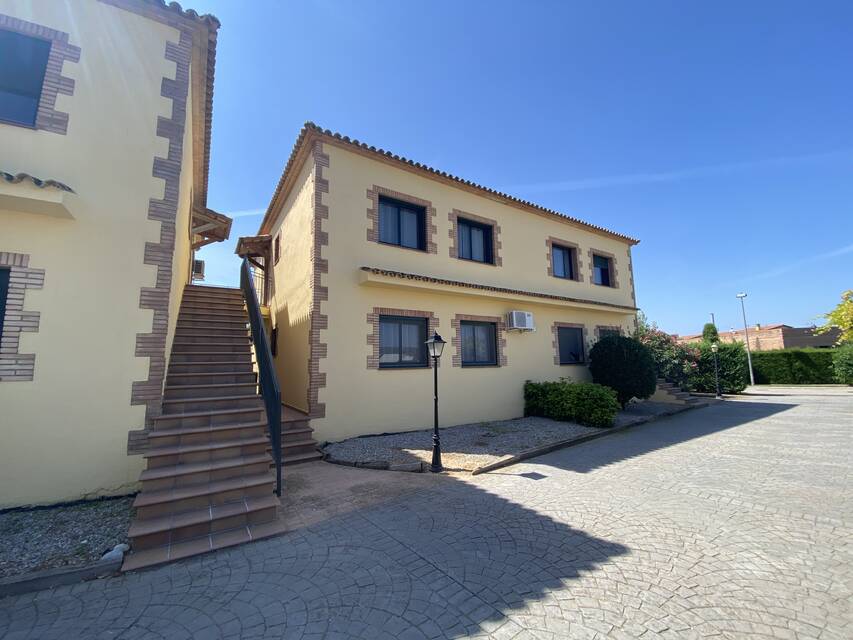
[524,380,620,428]
[751,349,836,385]
[702,323,720,342]
[686,341,748,393]
[589,336,657,407]
[833,344,853,385]
[636,327,698,389]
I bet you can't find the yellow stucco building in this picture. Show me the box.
[246,124,640,446]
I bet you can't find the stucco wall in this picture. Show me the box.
[305,142,636,442]
[0,0,194,506]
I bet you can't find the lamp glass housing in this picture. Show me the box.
[425,332,446,359]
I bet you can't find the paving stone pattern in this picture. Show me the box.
[0,387,850,639]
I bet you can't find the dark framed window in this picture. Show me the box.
[378,196,426,251]
[599,328,620,340]
[551,245,575,279]
[273,234,281,265]
[379,315,428,368]
[593,254,612,287]
[457,218,494,263]
[557,326,585,364]
[0,268,9,338]
[0,29,52,127]
[461,321,497,366]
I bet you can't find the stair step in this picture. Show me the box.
[148,420,267,446]
[179,309,246,319]
[180,301,245,311]
[166,371,257,385]
[284,450,324,465]
[164,382,258,400]
[172,342,251,354]
[133,472,275,519]
[153,407,265,429]
[145,435,270,464]
[161,394,263,414]
[185,285,242,294]
[140,453,272,491]
[169,352,253,364]
[175,325,248,336]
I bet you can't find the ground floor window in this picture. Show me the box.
[598,327,621,339]
[461,320,497,366]
[557,326,585,364]
[379,315,428,368]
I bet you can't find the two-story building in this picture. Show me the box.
[241,123,640,444]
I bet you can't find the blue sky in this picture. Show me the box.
[194,0,853,336]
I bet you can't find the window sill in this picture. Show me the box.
[592,282,617,289]
[456,257,498,267]
[552,274,581,282]
[461,363,500,368]
[378,364,430,370]
[377,240,428,254]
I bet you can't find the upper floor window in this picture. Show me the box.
[378,196,426,251]
[379,315,428,368]
[557,326,585,364]
[457,218,494,264]
[461,320,497,366]
[593,254,613,287]
[0,29,51,127]
[551,245,576,280]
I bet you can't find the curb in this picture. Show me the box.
[0,559,122,598]
[471,402,707,476]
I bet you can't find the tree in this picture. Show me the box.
[589,335,657,407]
[702,323,720,342]
[815,290,853,345]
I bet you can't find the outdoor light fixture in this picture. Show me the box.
[425,332,446,473]
[736,292,756,386]
[711,342,722,399]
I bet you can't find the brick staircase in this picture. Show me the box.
[123,285,320,571]
[656,378,702,405]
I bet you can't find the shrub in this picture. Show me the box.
[750,349,835,384]
[524,379,620,428]
[589,335,657,407]
[686,341,748,393]
[833,344,853,384]
[702,323,720,342]
[636,326,698,388]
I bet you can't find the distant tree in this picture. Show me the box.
[815,290,853,345]
[702,323,720,342]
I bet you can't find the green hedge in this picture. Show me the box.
[684,341,749,394]
[833,344,853,384]
[524,380,620,428]
[751,349,836,384]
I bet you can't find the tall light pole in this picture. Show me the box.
[736,293,755,386]
[711,342,722,399]
[425,331,446,473]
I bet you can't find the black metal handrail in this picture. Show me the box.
[240,257,282,496]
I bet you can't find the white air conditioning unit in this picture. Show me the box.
[507,310,535,332]
[191,259,205,281]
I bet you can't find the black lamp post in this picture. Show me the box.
[425,331,446,473]
[711,342,722,399]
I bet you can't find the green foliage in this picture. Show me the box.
[524,379,620,428]
[589,336,657,407]
[832,344,853,385]
[635,322,698,388]
[686,341,749,393]
[702,323,720,342]
[815,290,853,345]
[749,349,835,384]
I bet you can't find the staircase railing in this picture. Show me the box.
[240,257,282,496]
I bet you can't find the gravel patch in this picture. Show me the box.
[324,417,602,471]
[0,496,133,579]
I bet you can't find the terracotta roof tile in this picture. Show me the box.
[1,171,74,193]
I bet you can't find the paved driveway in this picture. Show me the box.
[1,387,851,639]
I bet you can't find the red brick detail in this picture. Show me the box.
[450,314,507,368]
[308,141,330,419]
[588,248,620,289]
[552,322,590,366]
[448,210,502,267]
[545,236,584,282]
[0,14,80,135]
[365,185,437,254]
[0,252,44,381]
[626,247,637,307]
[130,27,193,427]
[366,308,439,369]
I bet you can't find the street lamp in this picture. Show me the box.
[736,293,756,386]
[711,342,722,399]
[425,331,446,473]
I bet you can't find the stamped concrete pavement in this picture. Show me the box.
[1,386,850,639]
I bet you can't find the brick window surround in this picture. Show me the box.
[546,237,583,282]
[366,185,437,254]
[588,248,619,289]
[0,13,80,135]
[552,322,589,366]
[0,252,44,381]
[366,307,439,369]
[451,314,507,367]
[448,209,502,267]
[595,325,622,340]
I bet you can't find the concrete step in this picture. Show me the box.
[172,341,252,354]
[140,453,272,491]
[169,352,253,364]
[152,407,265,430]
[175,323,248,336]
[145,436,270,468]
[164,382,258,400]
[166,371,257,386]
[161,394,263,415]
[148,421,268,448]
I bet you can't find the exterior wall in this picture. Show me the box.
[0,0,195,506]
[304,142,636,442]
[266,160,316,412]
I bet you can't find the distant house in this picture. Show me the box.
[675,324,840,351]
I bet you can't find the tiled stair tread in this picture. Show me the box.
[122,518,288,572]
[278,438,318,450]
[128,495,279,537]
[165,382,258,392]
[169,353,254,359]
[167,371,257,380]
[149,420,267,438]
[144,435,269,458]
[179,309,246,316]
[133,472,275,508]
[152,406,264,422]
[140,453,271,481]
[284,450,324,464]
[177,318,248,326]
[161,393,262,405]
